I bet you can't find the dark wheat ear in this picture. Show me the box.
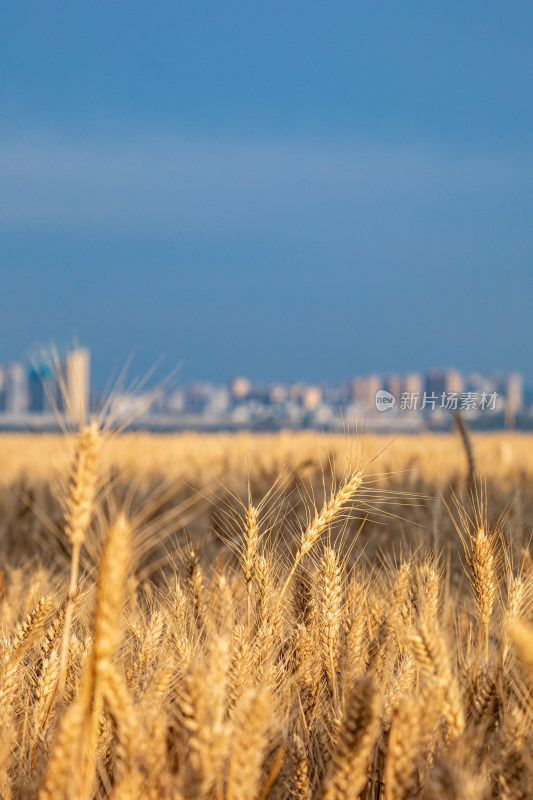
[454,411,476,493]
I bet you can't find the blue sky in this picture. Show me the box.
[1,1,532,387]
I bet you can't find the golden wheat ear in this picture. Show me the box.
[56,421,100,706]
[40,513,132,800]
[321,675,381,800]
[242,498,260,629]
[317,546,342,710]
[274,467,364,617]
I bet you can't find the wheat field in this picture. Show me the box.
[1,427,533,799]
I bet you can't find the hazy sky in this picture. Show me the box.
[1,1,532,387]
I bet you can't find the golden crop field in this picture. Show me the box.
[1,428,533,799]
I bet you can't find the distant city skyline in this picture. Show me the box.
[0,346,529,432]
[0,342,531,395]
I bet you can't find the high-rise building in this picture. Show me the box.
[506,373,523,412]
[425,369,463,397]
[5,363,27,414]
[28,362,58,413]
[403,373,424,396]
[64,348,91,422]
[385,374,402,400]
[351,375,381,410]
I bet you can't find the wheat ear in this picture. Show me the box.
[92,513,132,683]
[226,685,272,800]
[470,525,496,663]
[72,513,132,800]
[321,675,380,800]
[56,421,99,704]
[318,547,342,710]
[274,469,363,617]
[243,500,260,629]
[386,695,422,800]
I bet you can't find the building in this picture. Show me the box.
[205,385,230,415]
[302,386,322,411]
[231,377,251,400]
[505,373,523,412]
[403,373,424,396]
[26,347,90,419]
[5,363,27,414]
[64,348,91,422]
[351,375,381,410]
[288,383,306,403]
[29,362,58,413]
[385,374,402,400]
[269,385,288,404]
[425,369,463,397]
[166,388,186,413]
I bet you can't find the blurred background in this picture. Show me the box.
[1,1,531,404]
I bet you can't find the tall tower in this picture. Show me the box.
[5,363,27,415]
[65,348,91,422]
